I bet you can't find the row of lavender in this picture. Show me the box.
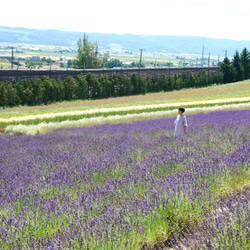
[0,110,249,249]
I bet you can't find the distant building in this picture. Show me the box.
[60,57,68,63]
[31,56,40,61]
[16,49,23,53]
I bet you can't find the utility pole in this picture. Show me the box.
[11,46,14,69]
[223,50,227,58]
[208,53,210,67]
[218,55,220,66]
[139,49,142,68]
[202,46,204,65]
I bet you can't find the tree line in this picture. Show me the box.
[0,71,223,108]
[220,48,250,83]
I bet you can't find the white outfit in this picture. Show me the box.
[174,115,187,136]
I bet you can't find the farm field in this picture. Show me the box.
[0,80,250,135]
[1,80,250,116]
[111,53,180,65]
[0,79,250,249]
[0,80,250,113]
[0,110,249,249]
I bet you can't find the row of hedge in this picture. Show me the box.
[0,71,224,108]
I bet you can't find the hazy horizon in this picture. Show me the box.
[1,0,249,41]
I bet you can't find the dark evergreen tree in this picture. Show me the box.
[131,74,139,94]
[99,74,112,98]
[0,81,18,107]
[240,48,250,79]
[138,75,147,94]
[86,73,101,99]
[32,77,44,105]
[63,76,79,100]
[220,57,237,83]
[76,74,88,99]
[232,50,244,81]
[161,75,170,91]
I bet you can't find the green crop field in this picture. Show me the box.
[1,80,250,135]
[1,80,250,116]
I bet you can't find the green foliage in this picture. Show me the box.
[0,80,17,107]
[220,57,237,83]
[73,33,105,69]
[76,74,88,99]
[99,74,112,98]
[131,74,139,94]
[106,58,122,68]
[240,48,250,79]
[232,51,244,82]
[86,72,101,99]
[0,70,223,108]
[220,47,250,83]
[130,62,146,68]
[63,75,79,100]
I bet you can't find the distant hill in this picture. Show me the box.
[1,26,250,57]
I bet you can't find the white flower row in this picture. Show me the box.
[1,96,250,123]
[5,102,250,136]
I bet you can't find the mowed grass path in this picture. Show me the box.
[1,80,250,119]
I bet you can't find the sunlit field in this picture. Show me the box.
[1,80,250,135]
[0,78,250,249]
[4,102,250,135]
[0,110,249,249]
[1,80,250,116]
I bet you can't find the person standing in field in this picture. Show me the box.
[174,107,188,136]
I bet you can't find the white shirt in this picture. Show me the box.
[174,115,187,136]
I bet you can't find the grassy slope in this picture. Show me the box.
[0,80,250,119]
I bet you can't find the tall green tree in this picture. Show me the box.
[232,50,244,81]
[131,74,139,94]
[0,81,18,107]
[240,48,250,79]
[220,57,237,83]
[76,74,88,99]
[73,33,104,69]
[138,75,147,94]
[32,77,45,105]
[106,59,122,68]
[99,74,112,98]
[63,76,79,100]
[86,73,101,99]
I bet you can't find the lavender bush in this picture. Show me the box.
[0,110,249,249]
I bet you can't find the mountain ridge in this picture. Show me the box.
[1,26,250,57]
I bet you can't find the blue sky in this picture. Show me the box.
[1,0,249,41]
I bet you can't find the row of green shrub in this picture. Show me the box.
[220,48,250,83]
[0,71,223,108]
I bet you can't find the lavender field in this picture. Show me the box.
[0,110,249,249]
